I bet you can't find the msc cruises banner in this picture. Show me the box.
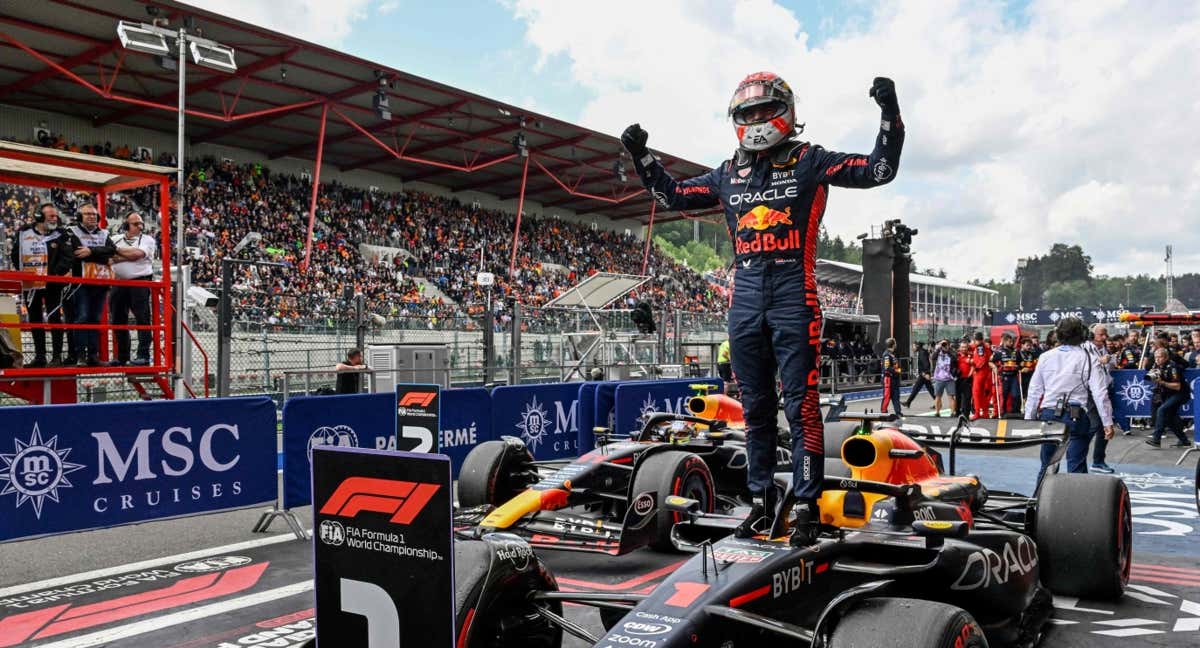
[613,378,722,437]
[989,308,1131,327]
[0,397,276,543]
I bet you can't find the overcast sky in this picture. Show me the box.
[189,0,1200,282]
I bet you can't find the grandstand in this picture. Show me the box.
[0,1,989,400]
[816,259,1000,338]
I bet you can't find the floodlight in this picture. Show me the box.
[189,39,237,73]
[117,21,170,56]
[613,160,627,183]
[373,90,391,121]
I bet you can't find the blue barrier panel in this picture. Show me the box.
[593,381,623,432]
[492,383,582,460]
[439,388,493,478]
[576,382,599,451]
[281,391,397,509]
[1112,370,1154,429]
[1177,369,1200,419]
[0,397,276,543]
[613,378,723,435]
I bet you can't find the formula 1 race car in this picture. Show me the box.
[455,390,863,555]
[451,411,1132,648]
[454,389,785,553]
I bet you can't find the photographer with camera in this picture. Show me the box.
[1145,347,1191,448]
[1024,316,1114,476]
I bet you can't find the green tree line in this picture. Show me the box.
[976,243,1187,310]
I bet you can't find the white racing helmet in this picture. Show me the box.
[728,71,798,152]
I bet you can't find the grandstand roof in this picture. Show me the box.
[0,0,714,224]
[817,259,998,295]
[0,140,174,191]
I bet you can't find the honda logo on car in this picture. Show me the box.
[623,621,672,636]
[951,536,1038,591]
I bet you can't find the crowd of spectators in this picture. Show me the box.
[1,133,883,333]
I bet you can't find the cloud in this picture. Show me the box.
[184,0,376,47]
[507,0,1200,282]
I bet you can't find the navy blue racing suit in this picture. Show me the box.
[631,113,904,502]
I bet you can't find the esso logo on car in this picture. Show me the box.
[623,621,672,636]
[727,186,799,206]
[633,493,654,516]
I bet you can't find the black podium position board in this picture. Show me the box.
[312,446,453,648]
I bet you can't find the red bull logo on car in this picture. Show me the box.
[736,205,793,231]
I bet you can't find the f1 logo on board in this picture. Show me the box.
[399,392,436,407]
[318,477,440,524]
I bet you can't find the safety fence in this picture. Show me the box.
[0,378,718,543]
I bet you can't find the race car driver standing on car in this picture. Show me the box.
[622,73,904,546]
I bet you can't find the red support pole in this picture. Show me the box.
[302,102,329,271]
[508,154,531,278]
[641,201,656,275]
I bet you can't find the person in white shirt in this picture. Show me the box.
[1024,317,1114,476]
[1085,324,1118,473]
[109,212,157,366]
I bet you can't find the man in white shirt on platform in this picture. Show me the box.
[1024,316,1115,477]
[109,212,157,366]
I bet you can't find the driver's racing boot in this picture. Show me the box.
[789,499,820,547]
[734,487,778,538]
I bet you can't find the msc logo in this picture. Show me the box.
[516,396,553,452]
[1118,378,1153,409]
[399,392,436,407]
[0,424,85,518]
[319,477,440,524]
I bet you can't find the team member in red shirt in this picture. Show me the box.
[955,341,975,418]
[970,332,994,420]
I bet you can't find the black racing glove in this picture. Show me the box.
[869,77,899,116]
[621,123,649,159]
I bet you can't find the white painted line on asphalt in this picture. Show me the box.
[1053,596,1114,615]
[1126,584,1177,599]
[29,580,313,648]
[1093,618,1163,627]
[1123,590,1171,605]
[0,531,303,598]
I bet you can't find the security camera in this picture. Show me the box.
[187,286,219,308]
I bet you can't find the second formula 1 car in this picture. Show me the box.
[454,411,786,553]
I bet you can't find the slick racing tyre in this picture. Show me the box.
[632,452,715,551]
[828,597,988,648]
[1035,473,1131,599]
[458,439,535,507]
[455,538,561,648]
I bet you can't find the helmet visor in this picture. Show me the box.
[731,99,789,125]
[728,79,792,119]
